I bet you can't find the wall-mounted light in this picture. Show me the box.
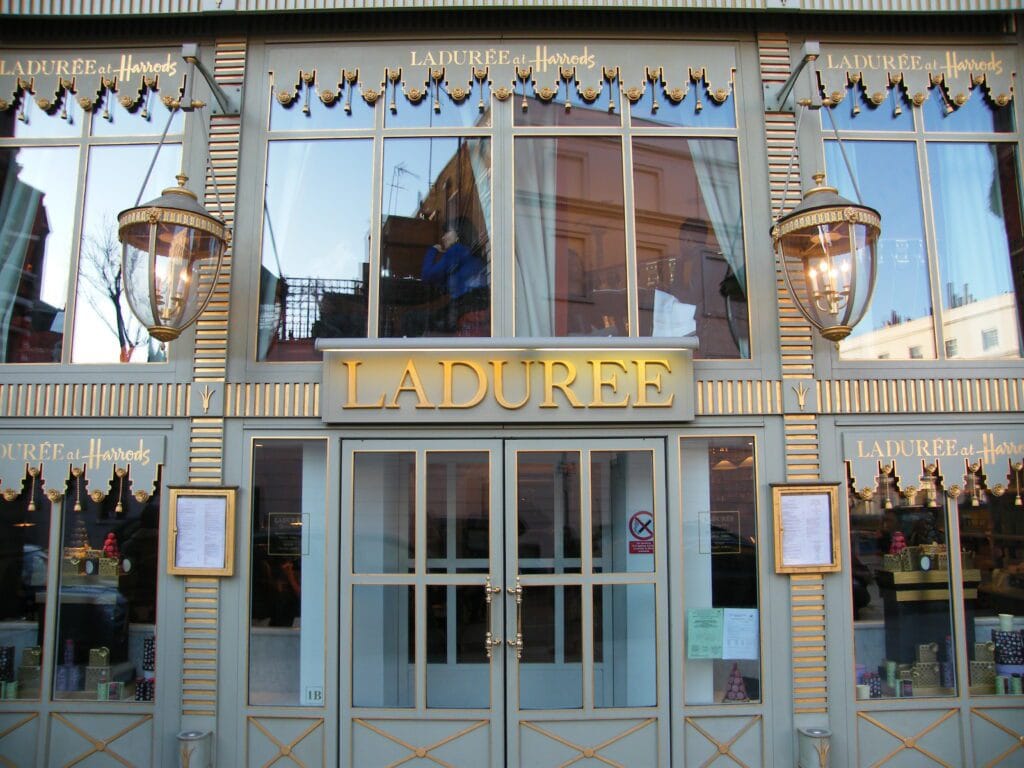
[766,41,881,345]
[117,44,241,343]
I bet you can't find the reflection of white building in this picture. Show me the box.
[842,292,1020,360]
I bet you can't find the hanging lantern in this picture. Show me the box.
[772,172,881,343]
[117,175,228,342]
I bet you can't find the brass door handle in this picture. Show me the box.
[507,576,523,660]
[485,577,502,659]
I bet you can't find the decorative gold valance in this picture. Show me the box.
[0,47,184,118]
[269,40,736,112]
[0,434,164,505]
[816,43,1015,110]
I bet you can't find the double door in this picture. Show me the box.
[340,438,670,768]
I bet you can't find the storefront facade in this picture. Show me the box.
[0,3,1022,766]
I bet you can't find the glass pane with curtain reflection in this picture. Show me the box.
[0,469,52,700]
[591,451,654,574]
[426,585,489,708]
[826,140,936,361]
[519,585,582,709]
[631,137,747,358]
[516,452,581,575]
[927,142,1023,359]
[71,143,181,363]
[426,452,489,574]
[0,147,78,362]
[258,139,372,360]
[379,137,491,338]
[514,136,627,336]
[353,452,415,574]
[352,585,415,708]
[593,584,656,707]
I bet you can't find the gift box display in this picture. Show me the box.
[993,630,1024,665]
[941,662,955,688]
[97,681,124,701]
[864,672,882,698]
[976,642,996,662]
[971,660,997,687]
[917,643,938,663]
[0,681,18,699]
[912,662,940,688]
[18,664,40,691]
[89,647,110,667]
[0,646,14,683]
[55,664,82,692]
[134,678,155,702]
[85,665,111,691]
[21,647,41,668]
[143,637,155,674]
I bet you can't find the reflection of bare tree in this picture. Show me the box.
[79,217,148,362]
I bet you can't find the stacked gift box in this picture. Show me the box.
[85,646,111,694]
[993,629,1024,694]
[135,636,155,702]
[18,647,41,697]
[55,639,82,692]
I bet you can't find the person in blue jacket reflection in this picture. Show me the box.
[421,225,489,335]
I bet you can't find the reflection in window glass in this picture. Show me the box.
[380,138,491,338]
[514,137,627,336]
[258,139,373,360]
[514,81,620,127]
[516,452,581,575]
[630,80,736,130]
[520,585,582,709]
[0,468,52,700]
[426,452,489,574]
[923,88,1014,133]
[352,452,415,574]
[352,585,414,708]
[826,141,936,360]
[0,98,82,139]
[848,464,956,699]
[594,584,656,707]
[90,93,183,137]
[681,437,759,705]
[270,83,376,131]
[928,143,1023,358]
[386,84,492,129]
[425,585,489,708]
[71,143,181,363]
[824,85,914,132]
[0,147,79,362]
[54,466,160,701]
[249,440,327,706]
[958,460,1024,696]
[592,451,654,573]
[632,137,747,357]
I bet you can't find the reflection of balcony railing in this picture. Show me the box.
[273,277,364,341]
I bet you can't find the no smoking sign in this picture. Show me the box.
[628,510,654,554]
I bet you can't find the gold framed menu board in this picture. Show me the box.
[167,486,237,576]
[771,483,841,574]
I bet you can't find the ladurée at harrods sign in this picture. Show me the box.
[320,345,695,424]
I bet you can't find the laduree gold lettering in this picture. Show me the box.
[440,360,487,408]
[343,360,385,409]
[389,359,434,409]
[634,359,673,407]
[590,360,629,408]
[491,360,532,410]
[541,360,582,408]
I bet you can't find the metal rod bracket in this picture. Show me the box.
[181,43,241,117]
[764,41,820,114]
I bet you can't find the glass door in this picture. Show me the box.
[505,440,670,767]
[341,438,669,768]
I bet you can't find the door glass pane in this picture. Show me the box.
[258,139,372,360]
[594,584,656,707]
[519,585,582,709]
[0,146,78,363]
[928,142,1023,359]
[633,137,747,358]
[826,140,936,361]
[592,451,654,574]
[681,437,761,705]
[848,463,957,698]
[426,585,489,708]
[352,585,414,708]
[0,467,52,700]
[514,136,627,336]
[517,452,581,574]
[353,452,415,574]
[380,137,491,338]
[956,462,1024,696]
[249,439,327,706]
[427,452,489,574]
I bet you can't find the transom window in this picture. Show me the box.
[256,44,749,361]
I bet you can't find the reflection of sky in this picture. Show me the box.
[263,139,372,281]
[90,93,184,138]
[630,79,735,129]
[825,140,932,331]
[11,147,79,306]
[824,86,913,132]
[71,143,181,363]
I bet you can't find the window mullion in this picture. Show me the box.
[367,105,386,338]
[916,132,950,360]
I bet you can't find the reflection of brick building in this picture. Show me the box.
[0,155,62,363]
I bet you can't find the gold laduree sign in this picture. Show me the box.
[320,347,695,424]
[816,43,1014,109]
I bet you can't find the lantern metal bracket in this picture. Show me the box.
[764,41,820,114]
[181,43,241,117]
